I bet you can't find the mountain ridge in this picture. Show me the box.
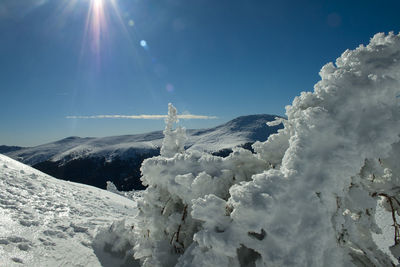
[2,114,283,190]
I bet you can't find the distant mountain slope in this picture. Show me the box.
[5,114,281,165]
[3,114,283,191]
[0,145,24,154]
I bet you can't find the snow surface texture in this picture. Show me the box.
[4,114,281,166]
[131,32,400,267]
[0,154,141,266]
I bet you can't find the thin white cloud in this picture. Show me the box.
[66,114,218,120]
[178,114,218,119]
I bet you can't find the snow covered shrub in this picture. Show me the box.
[132,32,400,267]
[106,180,139,200]
[132,104,268,266]
[93,220,140,266]
[106,181,120,194]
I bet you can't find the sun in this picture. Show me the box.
[92,0,104,8]
[83,0,126,57]
[55,0,127,62]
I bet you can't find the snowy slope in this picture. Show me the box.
[0,154,140,266]
[4,114,282,166]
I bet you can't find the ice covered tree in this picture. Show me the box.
[160,103,187,158]
[131,32,400,266]
[132,104,268,266]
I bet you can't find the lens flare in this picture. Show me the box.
[53,0,140,68]
[85,0,106,55]
[79,0,128,64]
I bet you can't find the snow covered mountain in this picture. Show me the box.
[4,114,282,165]
[3,114,283,191]
[0,154,140,266]
[0,145,24,154]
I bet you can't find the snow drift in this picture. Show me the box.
[0,154,140,266]
[131,32,400,266]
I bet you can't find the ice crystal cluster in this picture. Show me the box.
[131,33,400,266]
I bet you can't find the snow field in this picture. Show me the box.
[0,154,140,266]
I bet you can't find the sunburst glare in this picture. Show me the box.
[44,0,140,68]
[85,0,107,56]
[70,0,128,64]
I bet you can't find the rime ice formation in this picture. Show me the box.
[132,33,400,267]
[160,103,187,158]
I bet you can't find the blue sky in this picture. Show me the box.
[0,0,399,146]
